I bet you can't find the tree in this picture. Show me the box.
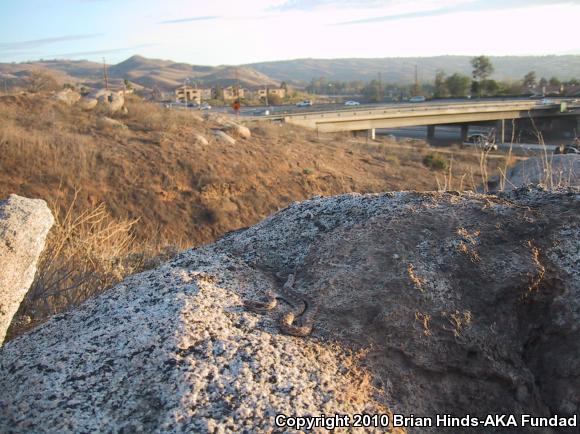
[539,77,548,87]
[471,56,494,97]
[280,81,288,91]
[445,73,471,98]
[549,76,561,87]
[481,79,499,97]
[433,70,448,98]
[24,70,59,93]
[523,71,536,89]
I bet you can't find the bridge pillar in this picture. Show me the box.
[496,120,506,144]
[368,128,376,140]
[460,125,469,142]
[427,125,436,140]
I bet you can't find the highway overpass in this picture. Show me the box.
[260,99,580,141]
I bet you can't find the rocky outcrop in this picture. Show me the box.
[193,133,209,146]
[502,154,580,191]
[212,129,236,145]
[223,122,251,139]
[79,89,125,112]
[0,195,54,345]
[97,116,128,130]
[1,188,579,433]
[53,89,81,106]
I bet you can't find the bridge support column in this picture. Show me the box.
[368,128,376,140]
[460,125,469,142]
[496,120,506,144]
[427,125,436,140]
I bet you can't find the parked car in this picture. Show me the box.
[200,102,212,110]
[344,100,360,106]
[540,98,555,105]
[466,133,498,151]
[409,96,426,103]
[554,143,580,154]
[296,100,313,107]
[253,108,270,116]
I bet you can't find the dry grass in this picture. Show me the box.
[6,191,149,339]
[0,93,519,338]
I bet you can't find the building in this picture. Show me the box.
[256,87,286,100]
[220,85,245,101]
[175,85,212,103]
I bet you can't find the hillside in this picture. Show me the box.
[247,55,580,84]
[0,55,278,91]
[3,54,580,93]
[0,92,512,335]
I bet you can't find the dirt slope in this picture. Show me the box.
[0,93,504,250]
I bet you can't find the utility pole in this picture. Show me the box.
[102,58,109,90]
[414,64,420,96]
[378,72,383,102]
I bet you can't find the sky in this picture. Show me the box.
[1,0,580,65]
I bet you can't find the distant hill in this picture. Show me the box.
[2,55,580,92]
[0,55,279,91]
[246,55,580,84]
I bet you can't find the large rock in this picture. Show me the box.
[1,188,579,433]
[53,89,81,106]
[0,195,54,345]
[212,129,236,145]
[502,154,580,191]
[223,122,251,139]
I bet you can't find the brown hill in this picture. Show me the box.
[0,55,278,91]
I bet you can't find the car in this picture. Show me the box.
[186,102,199,108]
[296,100,313,107]
[554,143,580,154]
[466,133,498,151]
[199,102,211,110]
[253,108,270,116]
[409,96,426,103]
[344,100,360,106]
[540,98,555,105]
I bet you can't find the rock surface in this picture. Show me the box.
[503,154,580,191]
[0,195,54,345]
[223,122,252,139]
[1,188,579,433]
[212,129,236,145]
[53,89,81,106]
[97,116,128,130]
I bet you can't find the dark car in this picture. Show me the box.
[466,133,498,151]
[554,143,580,154]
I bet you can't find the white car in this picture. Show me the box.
[409,96,426,103]
[199,102,212,110]
[344,100,360,106]
[296,100,313,107]
[540,98,555,105]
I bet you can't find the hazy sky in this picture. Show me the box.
[1,0,580,65]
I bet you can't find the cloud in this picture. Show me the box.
[333,0,579,25]
[47,44,155,59]
[0,34,103,52]
[272,0,389,10]
[158,16,220,24]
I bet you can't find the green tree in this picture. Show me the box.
[549,76,561,87]
[434,70,448,98]
[523,71,536,89]
[471,56,494,97]
[481,79,499,97]
[539,77,548,87]
[445,73,471,97]
[471,56,494,81]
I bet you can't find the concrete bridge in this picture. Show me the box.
[266,99,580,141]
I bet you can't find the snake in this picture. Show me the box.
[243,273,318,337]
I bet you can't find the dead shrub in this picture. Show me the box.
[7,191,143,339]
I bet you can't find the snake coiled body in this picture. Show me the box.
[243,273,318,337]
